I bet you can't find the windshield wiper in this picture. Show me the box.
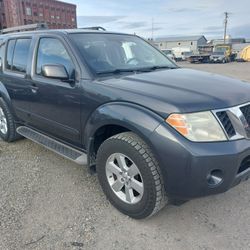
[96,69,138,75]
[140,65,177,72]
[96,65,177,75]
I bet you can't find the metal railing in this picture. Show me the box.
[0,23,48,34]
[80,26,106,31]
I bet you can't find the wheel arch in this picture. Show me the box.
[0,81,17,119]
[84,102,163,170]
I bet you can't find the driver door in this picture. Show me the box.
[28,36,82,146]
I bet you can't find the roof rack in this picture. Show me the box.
[80,26,106,31]
[1,23,48,34]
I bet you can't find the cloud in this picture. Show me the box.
[77,16,125,27]
[141,27,163,32]
[167,8,200,13]
[72,0,250,39]
[205,26,223,31]
[116,21,148,29]
[229,23,250,38]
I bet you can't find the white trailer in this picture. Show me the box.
[172,47,191,61]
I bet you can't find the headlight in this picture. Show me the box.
[166,111,227,142]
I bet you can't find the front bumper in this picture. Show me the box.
[149,123,250,200]
[210,58,223,63]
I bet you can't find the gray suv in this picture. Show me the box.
[0,26,250,219]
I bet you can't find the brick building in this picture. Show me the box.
[0,0,77,30]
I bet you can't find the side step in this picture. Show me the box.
[17,126,87,165]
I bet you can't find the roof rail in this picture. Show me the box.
[1,23,48,34]
[80,26,106,31]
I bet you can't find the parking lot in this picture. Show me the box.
[1,62,250,250]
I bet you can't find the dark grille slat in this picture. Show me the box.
[240,104,250,125]
[216,111,236,138]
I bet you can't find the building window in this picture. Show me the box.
[26,7,32,16]
[51,15,54,19]
[39,13,43,17]
[72,17,75,22]
[191,42,193,45]
[178,42,181,45]
[56,16,60,19]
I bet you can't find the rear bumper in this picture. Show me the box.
[149,123,250,200]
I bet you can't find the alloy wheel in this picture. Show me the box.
[0,108,8,135]
[105,153,144,204]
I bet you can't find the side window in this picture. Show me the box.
[13,39,31,73]
[36,38,74,77]
[6,40,16,70]
[0,40,3,69]
[6,38,31,73]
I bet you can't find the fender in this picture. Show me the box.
[84,102,165,164]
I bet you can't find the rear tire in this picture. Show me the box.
[0,98,22,142]
[96,132,167,219]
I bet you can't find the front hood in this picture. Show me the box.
[100,68,250,117]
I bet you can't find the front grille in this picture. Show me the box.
[216,111,236,138]
[240,104,250,125]
[238,156,250,174]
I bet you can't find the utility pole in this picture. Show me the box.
[223,12,229,43]
[151,18,154,41]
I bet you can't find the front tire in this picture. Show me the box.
[96,132,167,219]
[0,98,22,142]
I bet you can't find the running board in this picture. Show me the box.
[17,126,87,165]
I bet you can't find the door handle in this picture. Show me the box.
[30,84,39,94]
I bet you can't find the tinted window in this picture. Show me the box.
[12,39,31,73]
[36,38,74,77]
[6,40,16,70]
[0,40,3,69]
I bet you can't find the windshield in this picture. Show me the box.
[215,47,227,53]
[212,51,225,55]
[70,33,177,74]
[162,50,172,55]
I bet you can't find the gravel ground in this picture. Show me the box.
[1,62,250,250]
[178,61,250,82]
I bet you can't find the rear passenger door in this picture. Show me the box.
[2,37,33,121]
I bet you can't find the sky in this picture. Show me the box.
[66,0,250,40]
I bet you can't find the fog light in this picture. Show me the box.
[207,169,223,187]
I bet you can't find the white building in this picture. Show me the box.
[154,35,207,51]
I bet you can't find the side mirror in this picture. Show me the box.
[41,64,69,80]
